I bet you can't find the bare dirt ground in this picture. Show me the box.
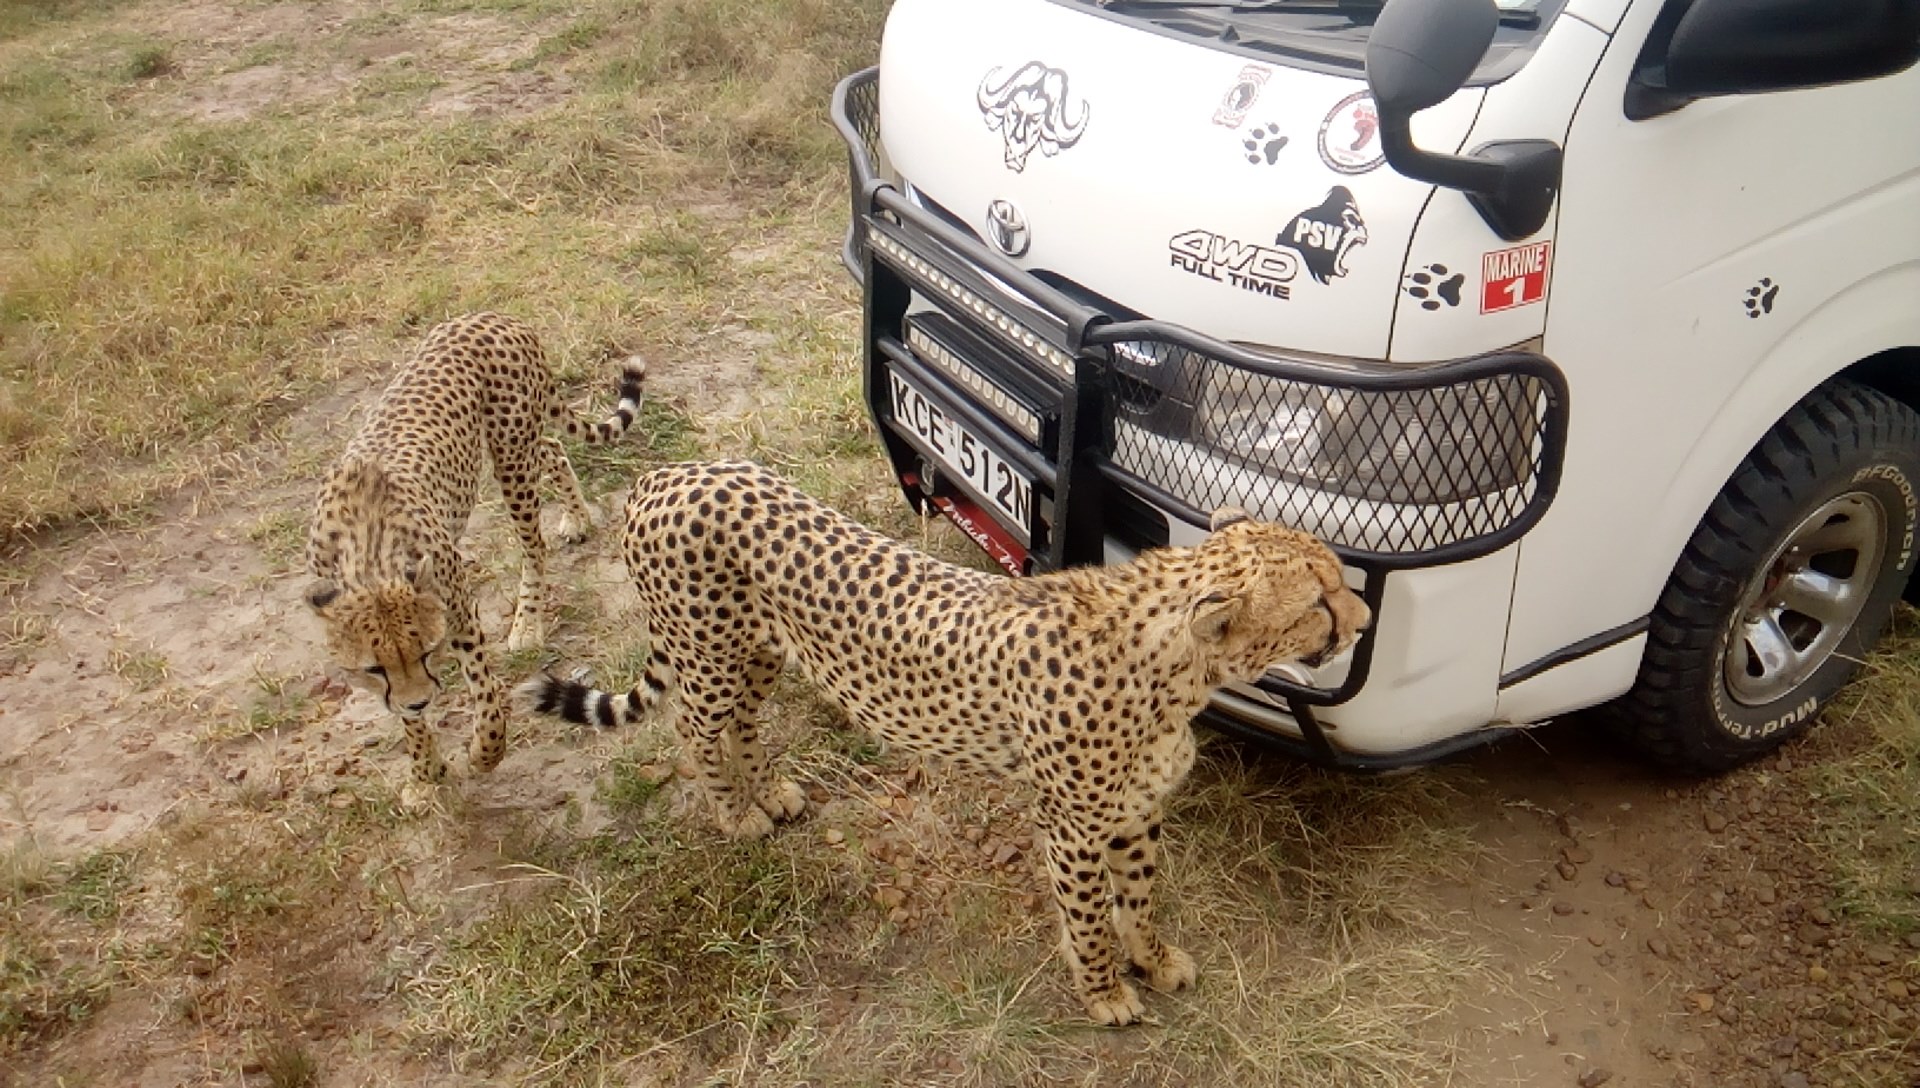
[3,2,1915,1085]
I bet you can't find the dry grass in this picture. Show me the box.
[0,0,884,545]
[1810,609,1920,936]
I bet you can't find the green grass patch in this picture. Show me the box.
[406,817,850,1081]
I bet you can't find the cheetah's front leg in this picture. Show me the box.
[1044,826,1144,1026]
[447,584,512,774]
[1106,814,1195,993]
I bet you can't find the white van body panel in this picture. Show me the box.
[1502,0,1920,673]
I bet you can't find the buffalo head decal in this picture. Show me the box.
[977,62,1090,173]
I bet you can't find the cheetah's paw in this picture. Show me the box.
[506,613,546,654]
[1081,980,1146,1027]
[719,803,776,841]
[1137,944,1197,993]
[756,778,807,822]
[552,511,592,545]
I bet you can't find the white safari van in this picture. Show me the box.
[829,0,1920,771]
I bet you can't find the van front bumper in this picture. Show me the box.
[832,68,1570,769]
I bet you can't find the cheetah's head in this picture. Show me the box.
[306,561,448,718]
[1181,507,1370,685]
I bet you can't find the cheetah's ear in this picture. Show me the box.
[1209,507,1252,532]
[1189,589,1246,644]
[306,580,342,613]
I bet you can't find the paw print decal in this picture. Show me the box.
[1402,263,1465,310]
[1242,123,1288,165]
[1744,277,1779,318]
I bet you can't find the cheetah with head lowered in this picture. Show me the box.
[306,312,645,784]
[518,460,1369,1024]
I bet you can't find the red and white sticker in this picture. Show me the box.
[1480,241,1552,313]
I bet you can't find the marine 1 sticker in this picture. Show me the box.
[1212,64,1270,128]
[1275,187,1367,284]
[1168,229,1300,301]
[1317,90,1383,175]
[977,62,1089,173]
[1481,240,1551,313]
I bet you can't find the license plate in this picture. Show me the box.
[887,368,1034,540]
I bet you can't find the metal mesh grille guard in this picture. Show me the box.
[1097,329,1560,556]
[830,67,1570,567]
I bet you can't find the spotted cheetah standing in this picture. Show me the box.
[306,312,645,783]
[518,461,1369,1024]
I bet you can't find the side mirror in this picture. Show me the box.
[1366,0,1499,115]
[1628,0,1920,119]
[1365,0,1562,241]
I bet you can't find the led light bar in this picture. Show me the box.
[904,320,1043,444]
[869,230,1076,380]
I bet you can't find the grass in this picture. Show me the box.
[405,817,852,1082]
[1810,609,1920,936]
[0,0,887,548]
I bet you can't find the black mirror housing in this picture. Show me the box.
[1366,0,1500,114]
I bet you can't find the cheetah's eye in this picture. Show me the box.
[365,665,387,677]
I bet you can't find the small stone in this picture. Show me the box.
[1562,845,1593,866]
[806,785,830,804]
[873,886,907,910]
[1716,1004,1738,1024]
[1867,945,1899,966]
[1577,1068,1614,1088]
[1689,993,1715,1013]
[1647,937,1672,959]
[824,828,846,846]
[1604,871,1626,888]
[893,796,916,818]
[990,842,1021,867]
[1905,932,1920,951]
[1545,1031,1560,1046]
[1735,933,1758,949]
[1808,905,1835,926]
[1755,886,1776,906]
[887,906,911,925]
[1704,811,1729,833]
[1808,964,1829,983]
[1557,861,1580,882]
[1767,1036,1798,1058]
[241,1057,266,1075]
[1587,934,1606,947]
[86,812,112,832]
[1521,897,1541,911]
[1596,951,1615,967]
[1625,878,1649,894]
[1887,980,1910,1001]
[1553,901,1576,916]
[963,826,986,844]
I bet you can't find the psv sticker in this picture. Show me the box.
[1481,241,1552,313]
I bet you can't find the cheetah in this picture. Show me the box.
[305,312,645,784]
[517,460,1369,1025]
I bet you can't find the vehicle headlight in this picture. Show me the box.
[1195,365,1539,505]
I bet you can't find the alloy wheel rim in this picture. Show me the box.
[1724,491,1886,707]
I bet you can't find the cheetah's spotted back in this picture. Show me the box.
[520,460,1370,1024]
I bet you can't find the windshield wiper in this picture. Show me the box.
[1096,0,1541,29]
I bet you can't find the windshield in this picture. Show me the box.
[1067,0,1571,82]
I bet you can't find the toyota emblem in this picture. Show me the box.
[986,199,1031,258]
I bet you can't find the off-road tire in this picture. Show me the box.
[1608,380,1920,774]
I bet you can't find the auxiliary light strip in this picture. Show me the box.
[869,230,1076,380]
[904,320,1043,444]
